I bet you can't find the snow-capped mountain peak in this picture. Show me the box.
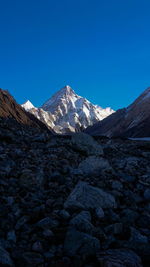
[42,85,77,111]
[22,100,35,111]
[61,85,74,94]
[41,85,114,133]
[22,85,115,134]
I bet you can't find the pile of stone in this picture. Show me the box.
[0,127,150,266]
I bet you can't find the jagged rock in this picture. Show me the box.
[37,217,59,229]
[117,157,141,176]
[95,207,105,219]
[59,210,70,220]
[71,133,103,156]
[64,228,100,257]
[32,241,43,252]
[69,211,94,234]
[64,181,116,210]
[7,230,16,243]
[97,249,143,267]
[129,227,148,244]
[42,229,54,239]
[15,216,29,230]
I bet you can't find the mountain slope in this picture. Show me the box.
[22,85,114,134]
[0,89,51,131]
[85,87,150,138]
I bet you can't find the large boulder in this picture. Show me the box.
[97,249,143,267]
[78,156,112,175]
[64,181,116,210]
[71,133,103,156]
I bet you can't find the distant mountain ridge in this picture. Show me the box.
[85,87,150,138]
[22,85,114,134]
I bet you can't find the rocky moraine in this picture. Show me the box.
[0,118,150,267]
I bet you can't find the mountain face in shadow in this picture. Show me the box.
[85,87,150,138]
[0,89,52,132]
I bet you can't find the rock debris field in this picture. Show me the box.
[0,120,150,267]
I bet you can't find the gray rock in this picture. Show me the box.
[37,217,59,229]
[117,157,140,175]
[7,230,16,243]
[97,249,142,267]
[95,207,105,219]
[71,133,103,156]
[64,181,116,210]
[78,156,112,175]
[32,241,43,252]
[69,211,94,234]
[129,227,148,244]
[59,210,70,220]
[15,215,29,230]
[0,246,13,266]
[43,229,54,239]
[64,228,100,257]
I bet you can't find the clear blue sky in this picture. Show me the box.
[0,0,150,109]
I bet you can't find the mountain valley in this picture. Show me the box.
[0,88,150,267]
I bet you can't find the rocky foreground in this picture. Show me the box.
[0,119,150,267]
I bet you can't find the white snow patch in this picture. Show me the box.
[22,100,35,111]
